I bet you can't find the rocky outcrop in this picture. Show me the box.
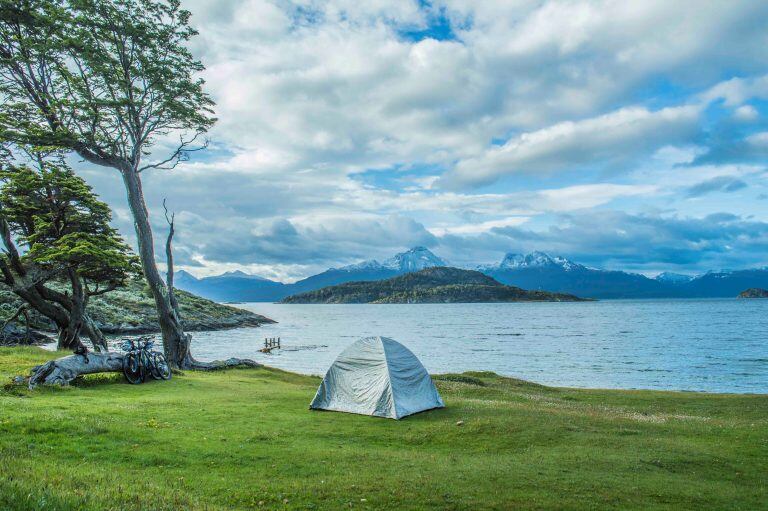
[0,280,275,335]
[0,324,51,346]
[738,288,768,298]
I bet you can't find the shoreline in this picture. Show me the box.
[17,342,764,396]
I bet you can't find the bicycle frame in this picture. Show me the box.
[121,337,167,383]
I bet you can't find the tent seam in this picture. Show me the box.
[378,337,399,419]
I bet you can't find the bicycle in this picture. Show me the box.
[120,336,172,384]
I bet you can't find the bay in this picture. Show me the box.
[189,299,768,394]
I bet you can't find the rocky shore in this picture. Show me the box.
[0,280,274,344]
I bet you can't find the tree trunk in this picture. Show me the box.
[28,352,125,388]
[157,196,261,371]
[34,278,108,352]
[0,218,70,335]
[119,165,190,368]
[81,312,108,352]
[0,216,108,351]
[57,269,86,351]
[163,199,181,314]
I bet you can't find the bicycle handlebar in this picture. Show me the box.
[120,337,155,352]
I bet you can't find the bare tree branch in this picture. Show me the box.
[162,197,179,313]
[137,132,208,173]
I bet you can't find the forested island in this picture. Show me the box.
[281,267,587,304]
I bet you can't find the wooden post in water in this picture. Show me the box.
[260,337,281,353]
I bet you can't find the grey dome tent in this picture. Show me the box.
[310,336,444,419]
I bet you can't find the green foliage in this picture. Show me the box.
[0,347,766,510]
[0,154,139,287]
[0,0,215,169]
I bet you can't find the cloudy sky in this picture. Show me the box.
[76,0,768,281]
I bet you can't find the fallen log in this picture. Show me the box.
[28,352,125,388]
[26,352,262,388]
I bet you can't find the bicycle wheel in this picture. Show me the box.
[123,352,143,384]
[150,352,172,380]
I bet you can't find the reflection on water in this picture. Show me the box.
[187,299,767,393]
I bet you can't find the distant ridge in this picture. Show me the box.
[173,248,768,302]
[479,253,768,299]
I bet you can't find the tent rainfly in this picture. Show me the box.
[310,336,444,419]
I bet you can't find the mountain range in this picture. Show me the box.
[174,246,768,302]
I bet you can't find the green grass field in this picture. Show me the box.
[1,347,765,510]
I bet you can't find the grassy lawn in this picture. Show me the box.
[1,347,765,510]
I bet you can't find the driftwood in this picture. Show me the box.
[28,352,125,388]
[26,351,262,388]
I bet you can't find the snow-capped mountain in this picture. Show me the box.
[654,272,694,284]
[478,251,768,298]
[481,251,583,272]
[382,246,448,271]
[336,247,446,273]
[337,259,385,272]
[478,251,668,299]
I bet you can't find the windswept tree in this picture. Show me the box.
[0,0,218,367]
[0,150,138,350]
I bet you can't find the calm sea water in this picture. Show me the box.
[189,299,768,394]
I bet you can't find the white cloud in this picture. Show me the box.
[439,106,700,188]
[733,105,759,121]
[700,75,768,107]
[429,217,530,236]
[746,132,768,148]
